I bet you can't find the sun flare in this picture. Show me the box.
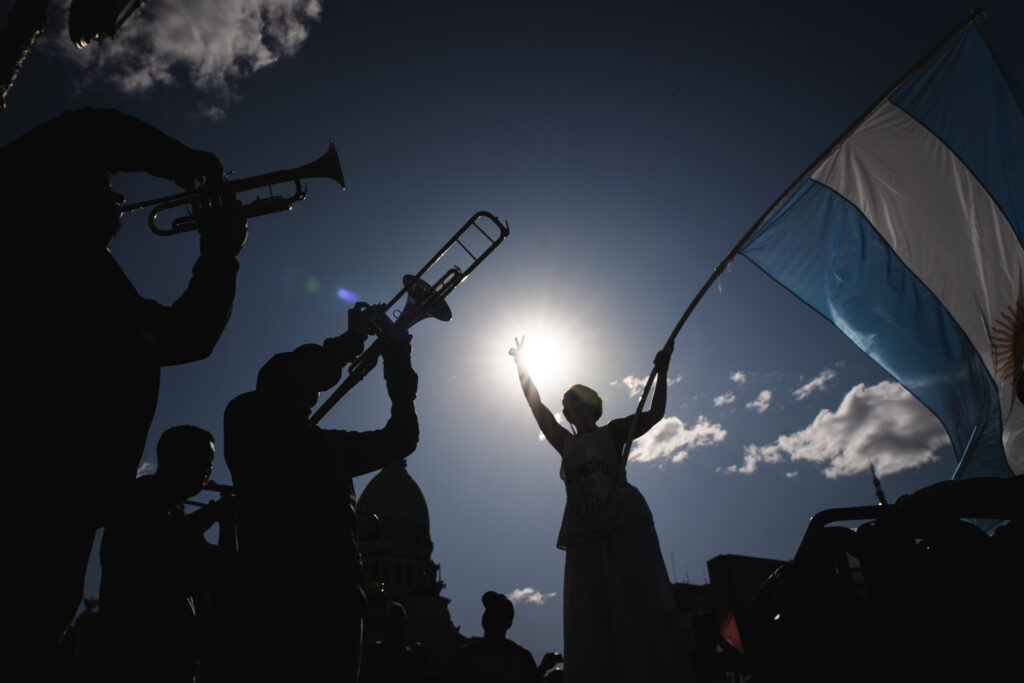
[509,326,577,393]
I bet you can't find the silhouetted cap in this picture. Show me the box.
[482,591,514,630]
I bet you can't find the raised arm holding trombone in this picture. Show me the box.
[218,211,508,682]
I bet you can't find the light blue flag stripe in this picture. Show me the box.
[743,180,1009,477]
[891,26,1024,247]
[741,23,1023,478]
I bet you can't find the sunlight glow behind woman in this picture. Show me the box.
[510,327,575,392]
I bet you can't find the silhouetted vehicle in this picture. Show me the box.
[723,477,1022,683]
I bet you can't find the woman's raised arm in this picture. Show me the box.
[510,336,570,454]
[610,343,674,442]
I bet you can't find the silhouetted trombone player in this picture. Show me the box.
[220,304,419,683]
[2,107,246,681]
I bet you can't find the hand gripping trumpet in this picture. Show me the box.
[120,140,345,235]
[310,210,511,424]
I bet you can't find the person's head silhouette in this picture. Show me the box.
[481,591,514,639]
[562,384,602,432]
[155,425,215,501]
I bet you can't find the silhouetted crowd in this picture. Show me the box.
[4,108,1022,683]
[2,107,559,683]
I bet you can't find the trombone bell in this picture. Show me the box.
[400,274,453,323]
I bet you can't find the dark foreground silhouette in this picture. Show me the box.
[3,107,246,682]
[444,591,542,683]
[218,304,418,683]
[97,426,236,682]
[734,475,1023,683]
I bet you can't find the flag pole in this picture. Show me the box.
[619,7,987,463]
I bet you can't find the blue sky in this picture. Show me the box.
[3,0,1021,661]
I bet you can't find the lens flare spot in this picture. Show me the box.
[337,288,359,303]
[304,276,321,293]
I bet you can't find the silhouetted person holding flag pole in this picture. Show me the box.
[509,338,683,682]
[98,425,236,683]
[221,303,419,683]
[2,107,246,681]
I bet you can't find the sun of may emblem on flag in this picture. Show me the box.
[990,300,1023,395]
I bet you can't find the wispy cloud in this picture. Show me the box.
[611,375,681,398]
[729,381,949,478]
[45,0,322,115]
[713,392,736,407]
[136,461,156,477]
[745,390,772,414]
[611,375,647,397]
[507,587,556,605]
[793,368,837,401]
[630,416,727,464]
[730,371,747,384]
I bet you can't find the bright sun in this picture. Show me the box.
[511,327,575,392]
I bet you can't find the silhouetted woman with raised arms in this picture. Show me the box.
[509,337,683,683]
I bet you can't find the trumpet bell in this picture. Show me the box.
[318,140,346,191]
[121,139,346,235]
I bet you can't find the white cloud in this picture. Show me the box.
[713,392,736,407]
[630,416,727,464]
[730,371,747,384]
[745,390,772,414]
[611,375,647,397]
[793,368,837,401]
[612,374,681,398]
[136,461,156,477]
[733,381,949,478]
[45,1,321,111]
[507,587,556,606]
[785,471,799,478]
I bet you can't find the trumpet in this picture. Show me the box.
[183,480,236,508]
[310,210,511,424]
[120,140,345,236]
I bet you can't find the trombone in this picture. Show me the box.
[120,140,346,236]
[310,210,511,424]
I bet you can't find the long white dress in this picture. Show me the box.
[558,425,684,682]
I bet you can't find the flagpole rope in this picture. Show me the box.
[619,7,987,464]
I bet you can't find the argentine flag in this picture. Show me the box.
[740,19,1023,479]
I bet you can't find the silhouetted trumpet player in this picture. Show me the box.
[2,107,247,681]
[99,425,237,683]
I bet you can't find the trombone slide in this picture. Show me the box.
[309,211,510,424]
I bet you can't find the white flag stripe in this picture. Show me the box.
[813,101,1022,407]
